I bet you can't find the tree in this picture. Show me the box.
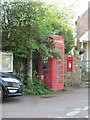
[48,4,74,53]
[1,1,54,85]
[1,1,74,85]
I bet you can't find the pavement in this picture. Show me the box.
[0,87,89,119]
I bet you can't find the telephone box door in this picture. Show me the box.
[52,36,64,90]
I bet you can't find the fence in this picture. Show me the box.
[81,60,90,72]
[81,60,90,81]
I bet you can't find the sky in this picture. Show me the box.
[2,0,90,17]
[77,0,90,16]
[73,0,90,22]
[2,0,90,22]
[41,0,90,21]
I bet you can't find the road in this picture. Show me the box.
[1,87,89,119]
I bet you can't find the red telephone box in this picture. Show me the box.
[67,56,73,72]
[38,35,64,90]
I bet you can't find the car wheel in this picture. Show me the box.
[0,86,4,102]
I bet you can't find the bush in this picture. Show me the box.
[23,74,55,95]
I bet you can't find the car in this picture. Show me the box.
[0,73,22,101]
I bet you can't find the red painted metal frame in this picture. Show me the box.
[38,36,64,90]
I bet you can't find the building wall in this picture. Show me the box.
[81,42,90,72]
[83,43,87,60]
[83,42,90,60]
[64,55,81,86]
[76,8,90,73]
[88,42,90,60]
[76,10,88,38]
[88,42,90,72]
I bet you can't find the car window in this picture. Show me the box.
[0,74,21,81]
[2,76,9,78]
[2,77,20,83]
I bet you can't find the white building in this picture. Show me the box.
[75,9,90,72]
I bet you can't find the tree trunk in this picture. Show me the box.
[27,49,32,87]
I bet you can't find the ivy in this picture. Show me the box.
[1,1,74,87]
[23,73,55,95]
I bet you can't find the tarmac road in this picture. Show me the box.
[1,87,89,119]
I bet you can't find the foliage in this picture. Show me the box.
[59,3,76,25]
[1,1,74,84]
[53,18,74,54]
[2,1,74,58]
[49,5,74,53]
[23,74,55,95]
[1,1,53,58]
